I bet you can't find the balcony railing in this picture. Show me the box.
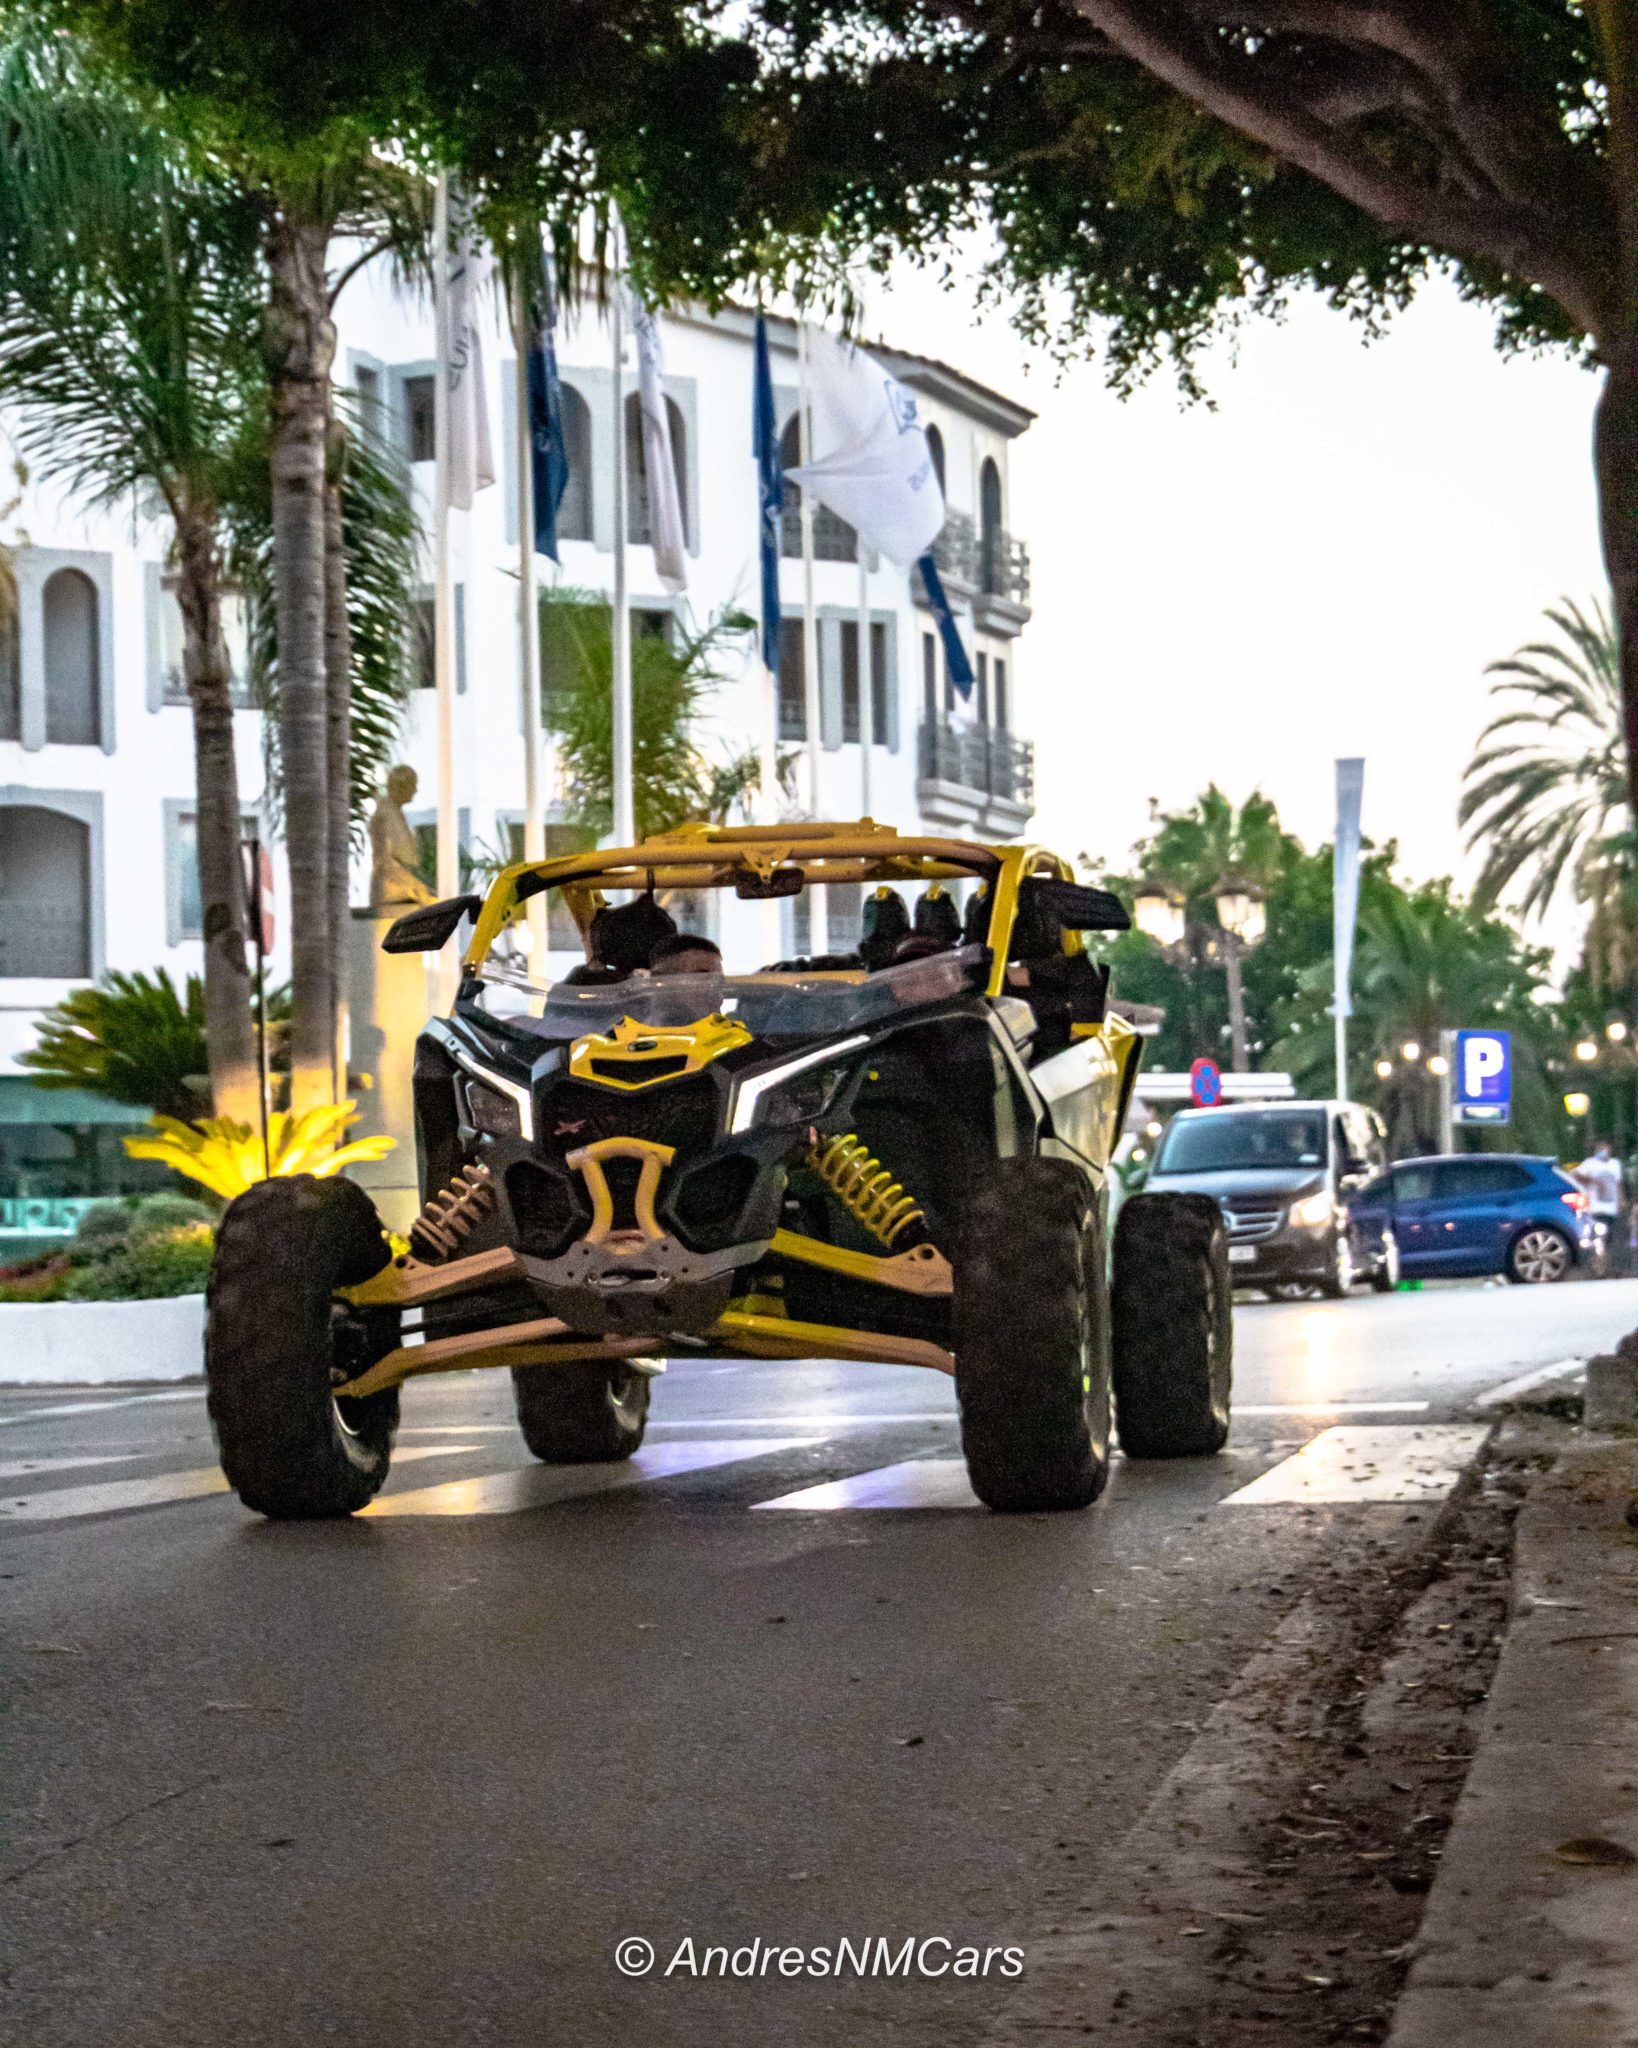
[978,526,1031,606]
[917,719,1035,808]
[0,903,91,979]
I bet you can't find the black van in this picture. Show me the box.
[1141,1099,1397,1299]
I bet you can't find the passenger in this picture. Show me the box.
[561,893,677,984]
[651,933,723,976]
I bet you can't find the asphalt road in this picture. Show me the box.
[5,1276,1636,2048]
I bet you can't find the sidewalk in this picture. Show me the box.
[1389,1435,1638,2048]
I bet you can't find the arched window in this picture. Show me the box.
[925,423,946,498]
[778,415,857,562]
[43,567,100,745]
[0,804,90,977]
[625,390,689,548]
[979,458,1003,596]
[557,385,593,542]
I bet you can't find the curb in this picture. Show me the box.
[1387,1438,1638,2047]
[0,1294,204,1383]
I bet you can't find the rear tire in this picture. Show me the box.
[206,1175,399,1519]
[1317,1232,1356,1299]
[1370,1232,1401,1293]
[952,1157,1111,1513]
[1112,1192,1232,1458]
[1506,1226,1572,1285]
[511,1361,651,1462]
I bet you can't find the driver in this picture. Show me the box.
[651,933,723,977]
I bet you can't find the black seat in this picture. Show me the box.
[859,887,911,971]
[962,883,991,947]
[914,886,962,948]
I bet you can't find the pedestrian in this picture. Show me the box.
[1572,1139,1626,1275]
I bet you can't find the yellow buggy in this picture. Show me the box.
[204,822,1232,1516]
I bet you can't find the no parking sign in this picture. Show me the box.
[1189,1057,1223,1108]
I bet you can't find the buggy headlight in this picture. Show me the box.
[1289,1190,1334,1229]
[452,1050,534,1141]
[728,1036,869,1135]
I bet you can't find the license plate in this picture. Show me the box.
[1228,1244,1257,1264]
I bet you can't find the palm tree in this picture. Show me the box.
[1461,599,1628,985]
[0,30,265,1119]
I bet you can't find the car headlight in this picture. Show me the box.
[1289,1190,1334,1229]
[453,1052,533,1141]
[728,1036,869,1135]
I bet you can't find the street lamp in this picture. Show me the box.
[1565,1091,1592,1118]
[1428,1053,1450,1078]
[1609,1020,1630,1044]
[1575,1037,1599,1063]
[1132,876,1186,951]
[1400,1039,1422,1063]
[1213,873,1267,947]
[1375,1058,1394,1081]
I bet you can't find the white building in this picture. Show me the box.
[0,277,1035,1215]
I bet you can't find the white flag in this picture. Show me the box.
[446,190,495,512]
[1334,758,1365,1019]
[628,289,687,593]
[785,326,944,567]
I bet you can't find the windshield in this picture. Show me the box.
[467,874,993,1036]
[1154,1110,1329,1176]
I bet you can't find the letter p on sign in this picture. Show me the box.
[1455,1029,1511,1124]
[1463,1036,1505,1094]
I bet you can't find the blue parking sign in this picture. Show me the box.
[1454,1029,1510,1125]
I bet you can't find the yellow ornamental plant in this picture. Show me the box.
[123,1102,395,1202]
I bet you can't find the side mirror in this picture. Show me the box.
[381,894,483,954]
[1027,878,1132,932]
[735,866,805,901]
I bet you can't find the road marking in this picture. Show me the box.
[398,1413,959,1436]
[0,1389,203,1427]
[361,1438,820,1517]
[1233,1401,1429,1415]
[0,1444,477,1525]
[0,1454,146,1481]
[1472,1358,1584,1410]
[1220,1424,1489,1506]
[753,1458,981,1511]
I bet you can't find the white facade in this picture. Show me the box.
[0,273,1035,1197]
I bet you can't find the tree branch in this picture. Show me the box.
[1065,0,1606,336]
[326,235,394,309]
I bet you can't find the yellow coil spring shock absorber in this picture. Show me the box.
[807,1133,926,1249]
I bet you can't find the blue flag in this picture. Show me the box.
[916,552,974,696]
[524,235,569,561]
[752,312,783,673]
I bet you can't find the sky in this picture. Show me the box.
[863,258,1608,951]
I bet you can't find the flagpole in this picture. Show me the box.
[610,247,634,848]
[797,317,827,952]
[856,550,873,819]
[432,170,458,999]
[512,269,546,959]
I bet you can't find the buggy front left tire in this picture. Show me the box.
[952,1156,1111,1513]
[205,1174,399,1519]
[511,1360,652,1462]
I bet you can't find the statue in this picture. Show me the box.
[368,764,435,910]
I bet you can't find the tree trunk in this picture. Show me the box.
[324,424,353,1101]
[1595,334,1638,821]
[173,506,259,1125]
[264,208,337,1113]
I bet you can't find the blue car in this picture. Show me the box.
[1347,1153,1601,1285]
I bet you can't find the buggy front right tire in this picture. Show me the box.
[1112,1192,1233,1458]
[205,1174,399,1519]
[511,1360,652,1462]
[952,1156,1111,1513]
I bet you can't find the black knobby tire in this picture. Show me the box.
[952,1157,1111,1513]
[206,1174,399,1519]
[511,1361,651,1463]
[1111,1192,1233,1458]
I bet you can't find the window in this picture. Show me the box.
[557,385,592,541]
[976,651,989,727]
[979,457,1003,595]
[172,807,257,943]
[1153,1110,1326,1176]
[777,617,806,740]
[1433,1160,1533,1200]
[0,602,17,742]
[923,633,937,723]
[0,804,90,977]
[158,576,252,707]
[1392,1166,1437,1203]
[403,374,436,464]
[993,656,1008,732]
[625,391,689,548]
[412,588,466,690]
[635,607,674,645]
[354,363,383,440]
[925,423,946,497]
[778,416,856,561]
[43,568,100,746]
[840,620,890,743]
